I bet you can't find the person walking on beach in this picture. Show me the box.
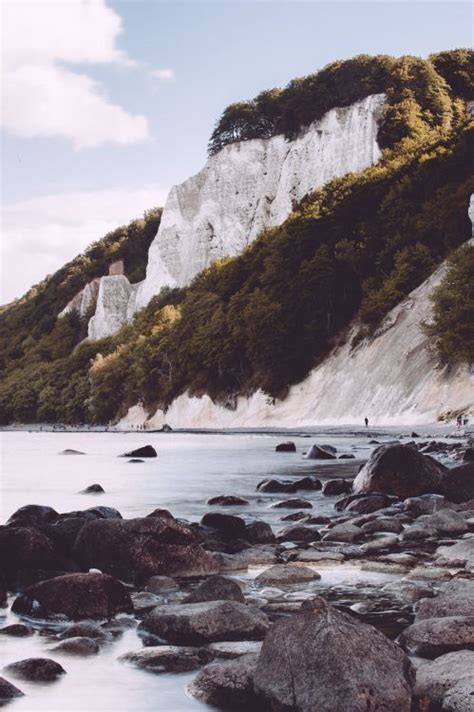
[364,417,369,428]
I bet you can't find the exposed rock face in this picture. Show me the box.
[59,278,100,319]
[88,275,138,340]
[11,572,132,619]
[136,94,384,310]
[138,601,269,645]
[353,443,446,498]
[253,597,414,712]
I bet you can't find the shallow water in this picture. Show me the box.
[0,428,453,711]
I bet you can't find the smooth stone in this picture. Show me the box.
[207,495,249,506]
[255,564,320,586]
[3,658,65,682]
[120,646,213,672]
[404,494,449,515]
[184,576,245,604]
[361,518,403,535]
[303,444,337,460]
[322,479,352,496]
[435,538,474,570]
[132,591,163,613]
[280,511,310,522]
[405,567,452,582]
[0,624,34,637]
[271,498,313,509]
[144,576,179,594]
[51,637,99,655]
[59,449,85,455]
[296,550,345,563]
[275,442,296,452]
[59,621,109,642]
[322,522,363,543]
[119,445,157,458]
[207,641,262,659]
[0,676,24,700]
[80,484,105,494]
[188,653,259,709]
[276,524,320,543]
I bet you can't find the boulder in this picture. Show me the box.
[207,641,262,659]
[59,449,85,455]
[200,513,247,540]
[73,516,218,581]
[404,494,449,515]
[0,624,34,637]
[243,518,275,545]
[339,454,355,459]
[280,511,310,522]
[441,463,474,503]
[417,509,468,536]
[3,658,65,681]
[138,601,269,645]
[51,637,99,655]
[270,498,312,509]
[322,522,362,543]
[303,444,337,460]
[360,518,403,535]
[276,524,320,543]
[292,477,322,491]
[207,496,249,506]
[0,526,60,581]
[6,504,59,528]
[120,445,157,458]
[146,508,174,519]
[336,493,395,514]
[435,538,474,570]
[62,506,122,520]
[184,576,245,604]
[415,580,474,620]
[80,484,105,494]
[414,650,474,708]
[188,654,259,710]
[257,479,297,493]
[120,646,213,672]
[275,442,296,452]
[59,621,110,642]
[255,565,320,586]
[322,479,352,496]
[145,576,179,593]
[353,443,446,498]
[11,573,133,619]
[254,597,414,712]
[442,675,474,711]
[398,616,474,658]
[0,677,24,700]
[463,449,474,462]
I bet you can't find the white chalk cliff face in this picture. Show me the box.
[135,93,384,310]
[88,276,138,340]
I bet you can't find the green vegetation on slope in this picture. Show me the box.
[0,51,472,424]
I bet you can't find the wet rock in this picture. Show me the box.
[188,653,259,710]
[270,498,313,509]
[120,445,157,458]
[138,601,269,645]
[3,658,65,682]
[275,441,296,452]
[280,511,309,522]
[207,496,249,506]
[0,624,34,637]
[399,523,438,542]
[146,508,174,519]
[442,675,474,711]
[382,580,435,604]
[129,459,144,463]
[0,526,60,582]
[120,646,213,672]
[201,512,247,540]
[255,564,320,586]
[353,443,446,498]
[214,546,276,572]
[441,463,474,503]
[59,449,85,455]
[322,479,352,496]
[398,616,474,658]
[243,518,275,545]
[339,454,355,459]
[80,484,105,494]
[51,637,99,655]
[276,524,320,543]
[307,515,331,525]
[11,573,133,619]
[74,516,218,581]
[6,505,59,528]
[359,533,398,553]
[463,448,474,462]
[62,506,122,520]
[414,650,474,709]
[419,510,469,536]
[406,566,452,582]
[184,576,245,604]
[337,493,396,514]
[361,518,403,535]
[254,596,414,712]
[322,522,362,543]
[416,580,474,620]
[144,576,179,594]
[435,538,474,570]
[132,591,163,613]
[296,550,345,563]
[303,444,337,460]
[207,641,262,659]
[293,476,322,491]
[59,621,110,642]
[404,494,449,515]
[257,478,296,493]
[0,677,24,700]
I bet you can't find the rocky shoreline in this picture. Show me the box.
[1,438,473,710]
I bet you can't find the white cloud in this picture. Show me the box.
[0,185,170,304]
[0,0,150,148]
[150,68,175,81]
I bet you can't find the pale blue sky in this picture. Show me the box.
[1,0,472,303]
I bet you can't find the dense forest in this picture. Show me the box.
[0,51,473,424]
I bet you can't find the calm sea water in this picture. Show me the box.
[0,427,450,711]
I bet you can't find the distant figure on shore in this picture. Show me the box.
[364,417,369,428]
[457,414,462,430]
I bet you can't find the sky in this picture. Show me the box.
[1,0,472,304]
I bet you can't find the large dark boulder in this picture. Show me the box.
[257,479,296,493]
[11,573,133,619]
[303,444,337,460]
[398,616,474,658]
[200,513,247,541]
[353,443,446,498]
[138,601,269,645]
[253,597,414,712]
[184,576,245,604]
[6,505,59,528]
[415,580,474,620]
[80,484,105,494]
[275,441,296,452]
[73,517,218,581]
[322,479,353,496]
[207,495,249,506]
[0,526,60,579]
[440,462,474,503]
[4,658,65,682]
[188,654,259,710]
[120,445,157,458]
[0,677,24,701]
[335,493,395,513]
